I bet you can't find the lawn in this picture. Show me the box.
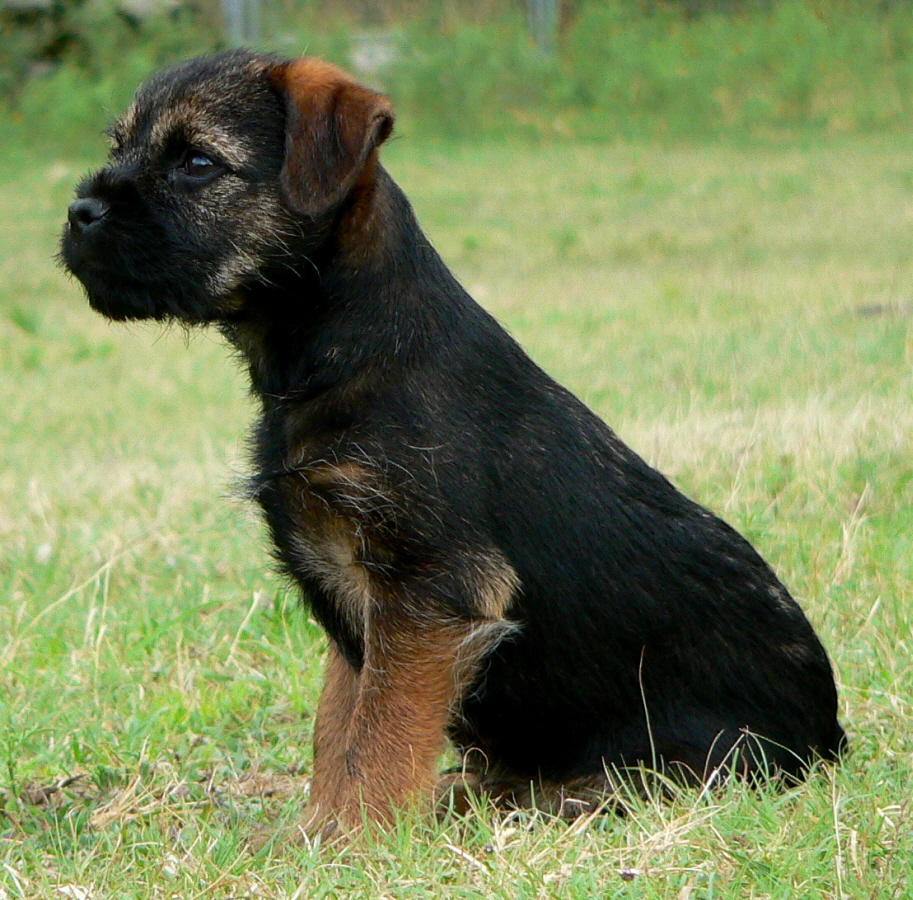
[0,131,910,898]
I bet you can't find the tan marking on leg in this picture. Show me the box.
[304,610,496,834]
[276,460,520,833]
[290,518,372,634]
[303,642,359,834]
[344,616,468,822]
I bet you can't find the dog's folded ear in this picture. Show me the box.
[267,57,394,218]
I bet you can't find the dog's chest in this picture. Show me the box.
[252,427,394,663]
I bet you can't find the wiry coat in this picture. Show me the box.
[62,50,845,834]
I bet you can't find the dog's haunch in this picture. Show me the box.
[62,50,846,837]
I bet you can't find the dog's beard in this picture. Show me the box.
[73,272,217,322]
[60,225,231,323]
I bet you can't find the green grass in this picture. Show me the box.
[1,131,911,897]
[15,0,913,143]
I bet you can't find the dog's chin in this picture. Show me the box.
[65,259,222,323]
[86,282,227,323]
[74,273,228,324]
[85,286,169,322]
[62,232,229,323]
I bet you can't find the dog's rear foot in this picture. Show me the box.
[435,769,617,820]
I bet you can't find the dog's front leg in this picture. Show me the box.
[304,611,472,836]
[302,642,360,839]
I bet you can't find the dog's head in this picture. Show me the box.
[61,50,394,322]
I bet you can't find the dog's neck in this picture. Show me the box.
[221,165,474,406]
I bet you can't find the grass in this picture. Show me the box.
[16,0,913,142]
[1,129,911,897]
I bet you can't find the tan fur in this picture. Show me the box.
[146,102,254,168]
[284,462,383,634]
[279,57,360,101]
[276,459,521,835]
[451,618,519,706]
[305,460,378,497]
[299,572,519,836]
[468,551,520,619]
[304,613,484,835]
[292,528,371,635]
[268,58,394,218]
[448,554,521,704]
[306,642,360,832]
[282,458,519,647]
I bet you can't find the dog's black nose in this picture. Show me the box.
[68,197,109,233]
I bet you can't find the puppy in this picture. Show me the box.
[62,50,845,835]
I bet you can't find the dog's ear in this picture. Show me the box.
[267,58,394,217]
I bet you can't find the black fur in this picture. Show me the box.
[62,51,845,804]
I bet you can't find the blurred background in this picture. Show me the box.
[7,0,913,145]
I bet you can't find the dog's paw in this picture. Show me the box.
[434,770,486,817]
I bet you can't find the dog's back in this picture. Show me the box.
[449,355,844,781]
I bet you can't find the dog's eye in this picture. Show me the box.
[178,151,223,182]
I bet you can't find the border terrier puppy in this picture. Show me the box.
[62,50,845,836]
